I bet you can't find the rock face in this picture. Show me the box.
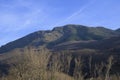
[0,24,120,54]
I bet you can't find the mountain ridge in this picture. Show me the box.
[0,24,120,79]
[0,24,120,54]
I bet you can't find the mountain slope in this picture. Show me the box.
[0,24,120,79]
[115,28,120,34]
[0,24,119,54]
[53,36,120,51]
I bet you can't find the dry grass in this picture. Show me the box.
[0,48,119,80]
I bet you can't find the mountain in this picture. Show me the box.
[53,36,120,51]
[115,28,120,34]
[0,24,120,79]
[0,24,119,54]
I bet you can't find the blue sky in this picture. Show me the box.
[0,0,120,46]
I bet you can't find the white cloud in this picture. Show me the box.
[12,9,43,31]
[0,0,46,32]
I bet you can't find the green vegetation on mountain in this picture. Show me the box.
[0,24,120,80]
[0,24,119,54]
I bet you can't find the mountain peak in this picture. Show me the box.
[0,24,119,54]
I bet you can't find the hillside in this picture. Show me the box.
[0,24,120,80]
[52,36,120,51]
[0,24,119,54]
